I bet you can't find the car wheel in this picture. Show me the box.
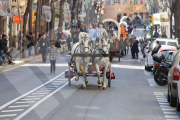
[145,66,147,70]
[147,66,151,71]
[177,94,180,111]
[170,92,177,107]
[167,86,170,102]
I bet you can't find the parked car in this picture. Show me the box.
[145,38,178,71]
[167,50,180,107]
[153,47,177,74]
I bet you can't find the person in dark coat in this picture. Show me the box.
[132,36,139,59]
[151,41,161,56]
[119,35,124,57]
[129,35,134,58]
[38,34,50,63]
[0,38,4,65]
[76,18,88,33]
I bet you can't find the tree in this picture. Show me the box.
[22,0,33,58]
[50,0,55,41]
[8,17,12,48]
[58,0,65,32]
[71,0,78,24]
[0,16,3,35]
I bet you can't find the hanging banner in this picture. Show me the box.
[42,5,51,22]
[153,13,160,25]
[0,0,12,16]
[160,12,169,26]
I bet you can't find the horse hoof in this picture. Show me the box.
[83,87,86,89]
[76,85,79,88]
[98,86,101,88]
[103,87,106,90]
[85,81,88,84]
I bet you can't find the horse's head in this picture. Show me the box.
[99,32,110,54]
[80,33,90,54]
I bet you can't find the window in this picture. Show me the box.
[134,0,138,4]
[134,13,138,16]
[114,0,120,4]
[123,0,127,5]
[130,0,132,4]
[141,0,143,4]
[106,0,116,5]
[167,42,178,48]
[123,13,127,16]
[139,13,143,21]
[117,13,121,23]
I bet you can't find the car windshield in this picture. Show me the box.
[161,51,168,56]
[159,41,166,45]
[167,42,177,48]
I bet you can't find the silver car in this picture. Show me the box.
[167,50,179,107]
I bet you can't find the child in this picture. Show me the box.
[66,34,73,54]
[48,42,59,75]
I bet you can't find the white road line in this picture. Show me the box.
[159,103,169,105]
[163,112,177,115]
[40,87,56,90]
[1,109,24,112]
[21,98,40,100]
[31,93,49,95]
[26,95,45,98]
[147,79,158,86]
[162,108,175,111]
[15,101,35,104]
[14,77,75,120]
[35,90,52,92]
[0,71,66,111]
[0,114,17,117]
[165,115,179,119]
[9,105,29,108]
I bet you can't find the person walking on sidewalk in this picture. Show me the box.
[132,36,139,59]
[66,34,73,54]
[60,34,66,53]
[27,32,35,56]
[39,34,50,63]
[47,42,59,75]
[0,38,4,65]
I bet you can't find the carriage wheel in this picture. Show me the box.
[68,64,71,86]
[108,64,112,87]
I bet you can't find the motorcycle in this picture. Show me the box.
[153,54,172,86]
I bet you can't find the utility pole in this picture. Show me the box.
[149,0,153,41]
[39,0,42,34]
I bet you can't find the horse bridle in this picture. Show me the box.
[80,36,90,53]
[99,36,110,53]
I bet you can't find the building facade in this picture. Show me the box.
[101,0,150,23]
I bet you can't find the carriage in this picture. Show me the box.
[65,31,116,89]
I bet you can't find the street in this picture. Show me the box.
[0,29,179,120]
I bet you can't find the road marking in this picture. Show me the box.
[15,101,35,104]
[26,95,45,98]
[31,93,49,95]
[0,114,17,117]
[1,109,24,112]
[0,71,65,111]
[154,92,180,120]
[147,79,158,86]
[21,98,40,100]
[9,105,29,108]
[14,77,75,120]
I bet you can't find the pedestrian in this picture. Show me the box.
[60,34,66,53]
[132,36,139,59]
[123,35,128,56]
[2,34,14,65]
[38,34,50,63]
[151,41,161,56]
[119,35,124,57]
[129,35,134,58]
[96,22,107,41]
[47,42,59,75]
[27,32,35,56]
[134,25,136,31]
[66,34,73,53]
[113,27,118,35]
[77,17,88,33]
[0,37,4,65]
[161,32,167,38]
[88,22,96,49]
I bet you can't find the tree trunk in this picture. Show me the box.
[50,0,55,41]
[22,0,33,58]
[0,16,3,35]
[8,17,13,48]
[174,0,180,43]
[58,0,65,32]
[35,0,41,55]
[170,12,173,38]
[71,0,77,24]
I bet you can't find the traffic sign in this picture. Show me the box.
[13,15,23,24]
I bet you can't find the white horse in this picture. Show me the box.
[71,32,91,89]
[94,33,111,90]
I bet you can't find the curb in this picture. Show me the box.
[0,55,42,73]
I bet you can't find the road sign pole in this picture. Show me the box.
[150,0,153,41]
[17,0,22,59]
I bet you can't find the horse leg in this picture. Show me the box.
[102,65,108,90]
[95,64,101,88]
[75,63,80,86]
[83,65,88,89]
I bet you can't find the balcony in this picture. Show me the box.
[12,0,27,7]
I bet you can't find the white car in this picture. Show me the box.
[145,38,178,71]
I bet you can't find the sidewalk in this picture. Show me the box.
[0,54,42,73]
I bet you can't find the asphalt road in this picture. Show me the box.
[0,28,179,120]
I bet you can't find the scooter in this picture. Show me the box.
[153,54,172,86]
